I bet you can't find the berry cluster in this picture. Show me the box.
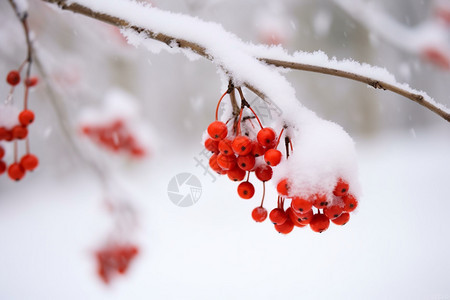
[81,119,146,159]
[0,68,39,181]
[95,243,139,284]
[204,86,358,234]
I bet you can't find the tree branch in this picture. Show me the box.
[40,0,450,122]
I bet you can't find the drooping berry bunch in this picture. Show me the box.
[204,85,359,234]
[81,119,146,159]
[0,66,39,181]
[95,243,139,284]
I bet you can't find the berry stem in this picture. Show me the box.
[14,141,18,163]
[25,136,30,154]
[260,181,265,207]
[247,106,263,129]
[246,171,250,182]
[275,128,285,148]
[215,90,228,121]
[236,108,244,135]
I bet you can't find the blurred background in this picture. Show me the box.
[1,0,449,299]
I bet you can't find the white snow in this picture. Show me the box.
[0,104,20,129]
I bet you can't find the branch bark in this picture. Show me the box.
[40,0,450,122]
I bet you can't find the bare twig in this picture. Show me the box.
[39,0,450,122]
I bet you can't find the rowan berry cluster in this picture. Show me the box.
[95,243,139,284]
[81,119,146,158]
[0,68,39,181]
[204,87,359,234]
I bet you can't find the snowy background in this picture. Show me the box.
[1,0,450,299]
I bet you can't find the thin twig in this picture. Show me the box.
[39,0,450,122]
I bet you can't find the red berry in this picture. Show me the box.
[252,141,266,157]
[237,155,255,171]
[18,110,35,126]
[291,196,312,213]
[309,213,330,233]
[209,153,223,173]
[255,165,273,182]
[204,138,219,153]
[342,194,358,212]
[312,193,329,209]
[227,166,246,182]
[7,70,20,86]
[295,209,314,224]
[286,207,306,227]
[0,146,4,159]
[331,212,350,225]
[257,127,276,147]
[276,178,291,197]
[269,208,287,225]
[0,160,6,174]
[11,125,28,140]
[333,178,349,196]
[217,153,236,170]
[0,127,8,140]
[252,206,268,222]
[264,149,282,166]
[8,163,25,181]
[274,218,294,234]
[20,154,39,171]
[218,139,233,155]
[25,76,39,87]
[207,121,227,140]
[232,136,253,155]
[323,205,344,219]
[237,181,255,199]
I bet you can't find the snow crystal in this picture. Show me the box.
[0,104,20,129]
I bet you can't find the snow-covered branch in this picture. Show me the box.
[40,0,450,122]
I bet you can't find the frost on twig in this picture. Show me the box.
[40,0,450,122]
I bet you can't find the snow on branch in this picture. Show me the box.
[40,0,450,122]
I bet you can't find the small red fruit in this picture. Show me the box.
[286,207,306,227]
[207,121,227,140]
[0,146,4,159]
[257,127,276,147]
[18,110,35,126]
[295,209,314,224]
[11,125,28,140]
[218,139,233,155]
[342,194,358,212]
[0,160,6,174]
[252,206,268,222]
[209,153,223,173]
[237,181,255,199]
[269,208,287,225]
[276,178,290,196]
[309,213,330,233]
[20,154,39,171]
[333,178,349,196]
[8,163,25,181]
[312,193,329,209]
[7,70,20,86]
[274,218,294,234]
[255,165,273,182]
[264,149,282,166]
[291,196,312,213]
[204,138,219,153]
[227,167,246,182]
[252,142,265,157]
[232,136,253,155]
[217,153,236,170]
[331,212,350,225]
[25,76,39,87]
[0,127,9,140]
[323,205,344,220]
[237,155,255,171]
